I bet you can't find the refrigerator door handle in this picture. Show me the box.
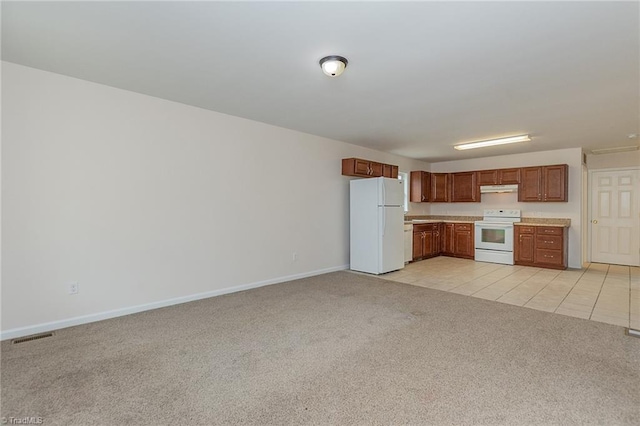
[382,180,386,206]
[381,206,386,236]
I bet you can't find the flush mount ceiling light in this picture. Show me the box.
[319,55,348,77]
[454,134,531,151]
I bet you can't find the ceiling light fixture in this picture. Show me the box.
[454,134,531,151]
[319,55,348,77]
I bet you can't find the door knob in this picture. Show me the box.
[592,220,598,224]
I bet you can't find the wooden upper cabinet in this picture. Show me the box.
[369,162,383,177]
[408,163,567,203]
[410,171,430,202]
[518,165,568,202]
[383,164,399,179]
[430,173,450,202]
[519,167,543,201]
[477,170,498,186]
[498,168,521,184]
[342,158,398,178]
[450,172,479,202]
[354,158,371,176]
[543,165,568,202]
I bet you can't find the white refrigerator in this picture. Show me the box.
[350,177,405,274]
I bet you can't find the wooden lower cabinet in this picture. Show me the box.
[441,223,455,255]
[515,226,535,263]
[453,223,474,259]
[412,223,441,260]
[438,222,474,259]
[412,222,474,261]
[515,225,567,269]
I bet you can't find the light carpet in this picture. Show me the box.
[2,271,639,425]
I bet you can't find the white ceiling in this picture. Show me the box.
[2,1,639,162]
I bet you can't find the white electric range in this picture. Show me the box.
[474,209,521,265]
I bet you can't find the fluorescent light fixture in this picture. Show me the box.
[454,135,531,151]
[590,145,639,155]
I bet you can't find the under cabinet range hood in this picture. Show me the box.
[480,184,518,194]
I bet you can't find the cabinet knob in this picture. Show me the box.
[592,220,598,224]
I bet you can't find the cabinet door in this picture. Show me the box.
[421,173,430,202]
[454,224,474,258]
[370,162,383,177]
[410,171,430,202]
[477,170,498,185]
[424,230,435,257]
[498,168,521,184]
[383,164,394,178]
[390,165,399,179]
[430,173,450,202]
[518,167,542,201]
[354,159,371,176]
[542,165,567,201]
[451,172,479,202]
[515,229,535,263]
[442,223,455,255]
[432,225,442,256]
[412,231,424,260]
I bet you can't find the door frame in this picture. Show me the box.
[587,166,640,264]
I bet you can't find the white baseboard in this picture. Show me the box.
[1,265,349,341]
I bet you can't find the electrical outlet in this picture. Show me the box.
[292,252,298,262]
[68,282,79,295]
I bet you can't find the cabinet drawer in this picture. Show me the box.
[454,223,472,231]
[425,224,439,232]
[536,227,563,236]
[517,226,535,234]
[535,235,563,249]
[413,224,438,232]
[535,249,564,266]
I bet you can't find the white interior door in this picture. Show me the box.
[590,169,640,266]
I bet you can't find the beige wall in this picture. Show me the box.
[586,150,640,169]
[429,148,584,268]
[1,62,430,337]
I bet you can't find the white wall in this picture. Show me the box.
[429,148,583,268]
[1,62,430,337]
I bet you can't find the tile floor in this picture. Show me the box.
[381,257,640,329]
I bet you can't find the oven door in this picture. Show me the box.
[474,223,514,252]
